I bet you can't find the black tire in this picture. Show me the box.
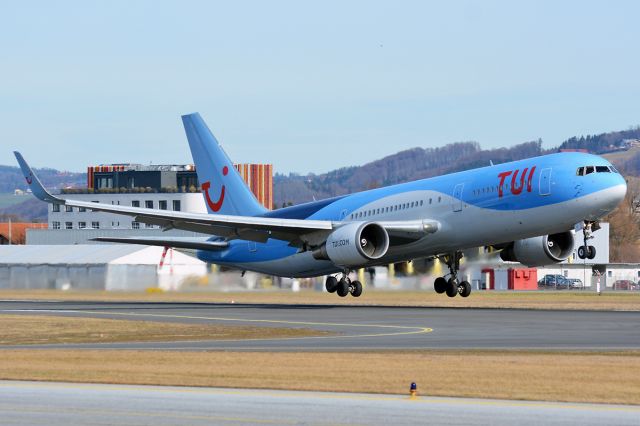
[458,281,472,297]
[351,281,363,297]
[336,279,349,297]
[577,246,586,259]
[325,276,338,293]
[446,278,458,297]
[434,277,447,294]
[587,245,596,260]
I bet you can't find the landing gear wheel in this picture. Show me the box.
[325,276,338,293]
[434,277,447,294]
[336,279,349,297]
[577,246,587,260]
[578,245,597,260]
[458,281,471,297]
[446,278,458,297]
[351,281,363,297]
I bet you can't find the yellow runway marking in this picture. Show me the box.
[1,381,639,414]
[0,309,433,343]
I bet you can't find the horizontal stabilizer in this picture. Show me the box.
[91,237,229,251]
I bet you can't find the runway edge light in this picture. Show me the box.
[410,382,417,399]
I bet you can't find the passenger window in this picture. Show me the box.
[438,196,441,202]
[420,200,423,206]
[585,166,595,175]
[429,198,432,204]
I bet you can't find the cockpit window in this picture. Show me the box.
[577,165,618,176]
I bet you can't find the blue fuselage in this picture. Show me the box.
[198,152,626,277]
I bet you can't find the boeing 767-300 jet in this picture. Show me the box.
[14,113,626,298]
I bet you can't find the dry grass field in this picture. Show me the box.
[0,315,325,345]
[1,349,638,405]
[2,289,640,311]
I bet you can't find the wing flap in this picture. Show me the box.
[92,236,229,250]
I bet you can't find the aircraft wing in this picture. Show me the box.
[14,152,439,247]
[14,151,333,244]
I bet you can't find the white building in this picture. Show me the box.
[48,193,206,231]
[0,245,207,291]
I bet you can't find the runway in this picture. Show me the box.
[1,380,638,426]
[1,300,639,350]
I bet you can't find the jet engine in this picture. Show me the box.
[313,222,390,267]
[499,231,575,267]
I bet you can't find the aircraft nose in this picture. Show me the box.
[604,177,627,210]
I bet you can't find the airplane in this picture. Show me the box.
[14,113,627,298]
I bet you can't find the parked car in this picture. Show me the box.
[538,274,570,289]
[566,278,584,289]
[612,280,640,290]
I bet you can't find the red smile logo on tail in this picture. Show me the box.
[202,166,228,212]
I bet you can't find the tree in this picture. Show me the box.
[606,179,640,262]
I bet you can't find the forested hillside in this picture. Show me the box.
[274,140,544,206]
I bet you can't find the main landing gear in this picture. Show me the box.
[577,221,598,260]
[325,272,363,298]
[433,252,471,298]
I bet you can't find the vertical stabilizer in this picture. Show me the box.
[181,113,267,216]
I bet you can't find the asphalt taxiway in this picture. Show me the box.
[1,380,638,426]
[1,300,638,350]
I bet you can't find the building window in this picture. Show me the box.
[78,222,87,229]
[52,204,60,212]
[159,200,168,210]
[52,221,61,230]
[145,200,153,209]
[91,221,100,229]
[65,222,73,230]
[96,176,113,189]
[132,200,140,207]
[173,200,181,211]
[608,271,612,278]
[145,223,154,228]
[78,207,86,212]
[132,222,140,229]
[65,205,73,212]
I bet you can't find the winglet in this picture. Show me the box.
[13,151,64,204]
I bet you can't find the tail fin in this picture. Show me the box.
[181,113,267,216]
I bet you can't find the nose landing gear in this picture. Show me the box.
[434,252,471,298]
[578,221,598,260]
[325,272,363,298]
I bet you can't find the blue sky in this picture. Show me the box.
[1,1,639,174]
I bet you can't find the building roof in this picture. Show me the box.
[0,223,47,245]
[0,244,202,266]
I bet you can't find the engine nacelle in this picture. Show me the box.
[500,231,575,267]
[314,222,390,267]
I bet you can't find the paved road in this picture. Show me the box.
[1,300,639,350]
[1,380,638,426]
